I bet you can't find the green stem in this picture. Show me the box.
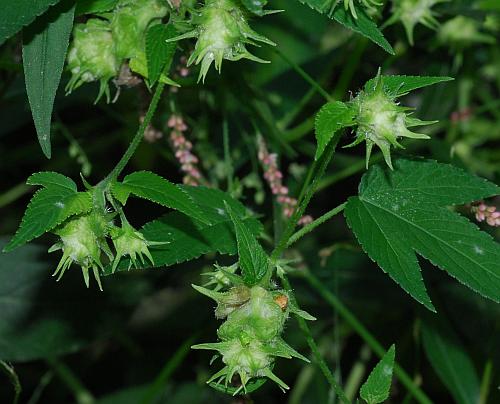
[1,360,21,404]
[47,357,94,404]
[479,360,493,404]
[271,135,340,261]
[301,270,433,404]
[287,202,347,247]
[0,183,31,208]
[281,275,351,404]
[108,82,165,181]
[274,48,333,102]
[222,117,233,193]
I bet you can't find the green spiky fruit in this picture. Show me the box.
[388,0,447,45]
[192,280,309,394]
[49,213,111,290]
[66,19,120,103]
[344,0,382,19]
[111,0,168,60]
[110,222,165,272]
[347,73,432,169]
[169,0,275,82]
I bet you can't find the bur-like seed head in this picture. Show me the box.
[170,0,275,82]
[349,74,430,169]
[66,19,120,102]
[110,222,162,272]
[111,0,168,60]
[50,213,110,290]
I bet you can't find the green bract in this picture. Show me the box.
[387,0,446,45]
[347,74,432,169]
[49,212,111,291]
[66,19,119,102]
[344,0,382,19]
[169,0,275,82]
[192,273,309,394]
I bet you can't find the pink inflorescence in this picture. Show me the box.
[168,115,203,186]
[257,136,312,226]
[473,202,500,227]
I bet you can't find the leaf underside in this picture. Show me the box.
[345,159,500,311]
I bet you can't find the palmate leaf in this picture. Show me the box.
[315,101,355,160]
[296,0,394,54]
[345,159,500,311]
[360,344,395,404]
[111,171,207,224]
[106,186,262,273]
[3,172,92,252]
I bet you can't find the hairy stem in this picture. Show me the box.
[108,82,165,181]
[301,270,433,404]
[281,275,351,404]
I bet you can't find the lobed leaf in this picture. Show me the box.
[145,23,177,86]
[345,159,500,311]
[225,202,269,285]
[22,0,75,158]
[314,101,355,160]
[111,171,207,224]
[360,344,395,404]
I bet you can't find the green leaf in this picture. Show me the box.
[295,1,393,53]
[146,23,177,86]
[0,0,63,45]
[225,202,269,285]
[345,159,500,311]
[111,171,208,224]
[364,75,454,97]
[22,0,75,158]
[4,172,92,252]
[76,0,119,15]
[360,344,395,404]
[315,101,355,160]
[331,5,394,55]
[422,316,480,404]
[106,187,262,273]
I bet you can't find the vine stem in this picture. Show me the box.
[300,270,434,404]
[287,202,347,247]
[281,275,351,404]
[108,82,165,181]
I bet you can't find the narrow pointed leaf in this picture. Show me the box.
[22,0,75,158]
[315,101,355,160]
[360,344,395,404]
[225,203,268,285]
[345,159,500,310]
[111,171,207,224]
[146,23,177,86]
[422,316,480,404]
